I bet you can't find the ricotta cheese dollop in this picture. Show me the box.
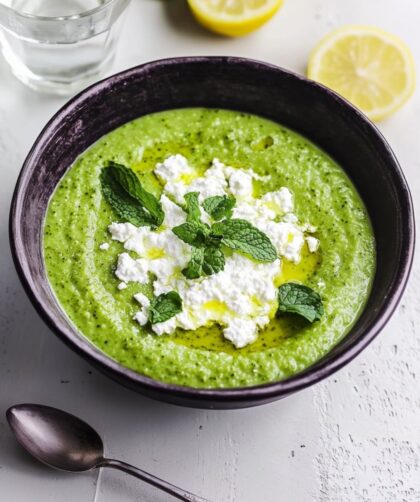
[108,155,319,348]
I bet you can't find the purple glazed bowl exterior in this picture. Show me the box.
[9,57,415,409]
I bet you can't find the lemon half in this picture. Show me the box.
[308,25,416,121]
[187,0,283,37]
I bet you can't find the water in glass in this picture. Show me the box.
[0,0,129,94]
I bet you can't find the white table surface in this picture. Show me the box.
[1,0,419,500]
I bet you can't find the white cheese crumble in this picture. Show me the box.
[302,223,317,233]
[109,155,320,348]
[261,187,294,214]
[115,253,149,284]
[99,242,109,250]
[224,318,259,348]
[117,282,128,290]
[109,222,138,242]
[133,293,150,326]
[306,236,320,253]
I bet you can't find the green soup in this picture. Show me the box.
[44,108,375,388]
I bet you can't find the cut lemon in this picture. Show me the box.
[187,0,283,37]
[307,25,416,121]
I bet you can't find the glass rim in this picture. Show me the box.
[8,0,124,22]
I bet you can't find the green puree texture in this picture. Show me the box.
[44,109,375,388]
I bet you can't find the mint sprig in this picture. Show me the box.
[203,195,236,221]
[277,283,324,322]
[149,291,183,324]
[173,192,277,279]
[173,192,227,279]
[101,162,164,228]
[212,219,277,262]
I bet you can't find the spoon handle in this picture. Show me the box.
[100,458,209,502]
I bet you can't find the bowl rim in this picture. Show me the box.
[9,56,416,404]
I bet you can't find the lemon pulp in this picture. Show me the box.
[308,25,416,121]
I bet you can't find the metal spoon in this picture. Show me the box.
[7,404,209,502]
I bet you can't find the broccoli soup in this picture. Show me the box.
[44,108,375,388]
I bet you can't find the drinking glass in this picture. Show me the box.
[0,0,131,95]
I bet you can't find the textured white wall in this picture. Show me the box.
[0,0,419,501]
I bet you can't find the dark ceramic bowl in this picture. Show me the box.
[10,57,415,409]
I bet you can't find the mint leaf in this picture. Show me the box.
[202,246,225,275]
[172,221,209,247]
[149,291,183,324]
[203,195,236,221]
[182,247,205,279]
[100,166,156,227]
[184,192,201,223]
[109,162,164,225]
[182,245,225,279]
[277,283,324,322]
[212,218,277,262]
[101,162,164,227]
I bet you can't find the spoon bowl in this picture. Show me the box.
[7,403,208,501]
[7,404,103,472]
